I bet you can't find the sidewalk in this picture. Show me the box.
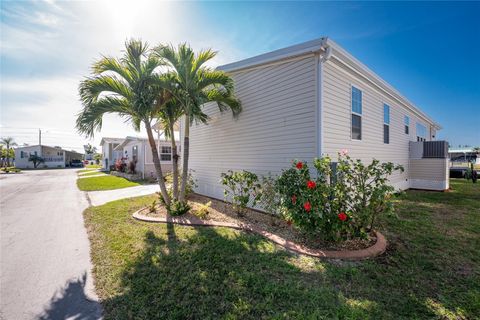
[87,184,160,206]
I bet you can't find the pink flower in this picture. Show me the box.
[340,149,349,156]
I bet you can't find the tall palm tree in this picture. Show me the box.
[76,39,171,205]
[0,137,17,166]
[153,44,242,202]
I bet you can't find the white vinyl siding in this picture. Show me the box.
[322,58,432,190]
[188,56,317,199]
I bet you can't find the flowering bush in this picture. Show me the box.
[221,170,261,216]
[115,158,126,172]
[275,153,403,240]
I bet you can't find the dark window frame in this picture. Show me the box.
[351,86,362,141]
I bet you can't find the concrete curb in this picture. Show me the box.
[132,210,387,260]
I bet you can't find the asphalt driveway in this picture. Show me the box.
[0,169,102,320]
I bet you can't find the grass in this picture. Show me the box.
[86,164,102,169]
[0,166,21,173]
[77,168,98,174]
[84,179,480,319]
[77,175,139,191]
[78,171,106,177]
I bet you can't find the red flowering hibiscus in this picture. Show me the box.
[296,162,303,169]
[291,195,297,204]
[338,212,348,221]
[307,180,316,189]
[303,201,312,212]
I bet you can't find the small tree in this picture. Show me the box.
[93,153,102,165]
[28,154,45,168]
[0,137,17,167]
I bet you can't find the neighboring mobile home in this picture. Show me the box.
[185,37,448,200]
[100,135,179,179]
[14,145,83,168]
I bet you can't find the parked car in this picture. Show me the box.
[70,159,84,168]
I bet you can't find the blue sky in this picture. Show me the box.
[1,1,479,151]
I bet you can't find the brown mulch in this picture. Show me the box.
[142,193,376,251]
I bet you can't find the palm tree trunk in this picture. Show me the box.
[179,114,190,202]
[145,121,170,206]
[169,120,179,200]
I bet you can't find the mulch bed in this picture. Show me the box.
[140,193,376,252]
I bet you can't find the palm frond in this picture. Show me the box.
[192,48,217,74]
[92,56,134,85]
[79,75,133,106]
[76,96,133,137]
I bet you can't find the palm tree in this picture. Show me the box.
[76,39,171,205]
[28,154,44,168]
[155,94,183,199]
[153,44,242,202]
[0,137,17,166]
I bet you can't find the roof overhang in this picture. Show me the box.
[218,37,441,130]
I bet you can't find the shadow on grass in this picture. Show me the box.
[98,224,452,319]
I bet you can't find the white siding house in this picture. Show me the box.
[100,137,124,170]
[113,137,175,179]
[14,145,83,169]
[185,37,446,200]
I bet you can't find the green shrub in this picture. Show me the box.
[167,200,191,216]
[221,170,261,216]
[192,201,211,219]
[148,200,157,213]
[274,152,403,241]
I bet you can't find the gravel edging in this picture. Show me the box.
[132,209,387,260]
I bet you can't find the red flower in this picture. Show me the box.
[307,180,316,189]
[291,195,297,204]
[338,212,348,221]
[296,162,303,169]
[303,201,311,212]
[286,220,292,226]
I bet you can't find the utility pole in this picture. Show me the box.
[39,129,42,146]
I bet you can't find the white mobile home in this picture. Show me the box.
[185,37,448,200]
[14,145,83,169]
[100,136,179,179]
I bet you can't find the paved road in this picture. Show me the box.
[0,169,102,320]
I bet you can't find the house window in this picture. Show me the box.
[404,116,410,134]
[160,146,172,161]
[351,86,362,140]
[383,104,390,144]
[416,123,427,142]
[21,151,24,158]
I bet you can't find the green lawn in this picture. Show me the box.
[86,164,102,169]
[84,179,480,319]
[78,171,106,177]
[77,175,139,191]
